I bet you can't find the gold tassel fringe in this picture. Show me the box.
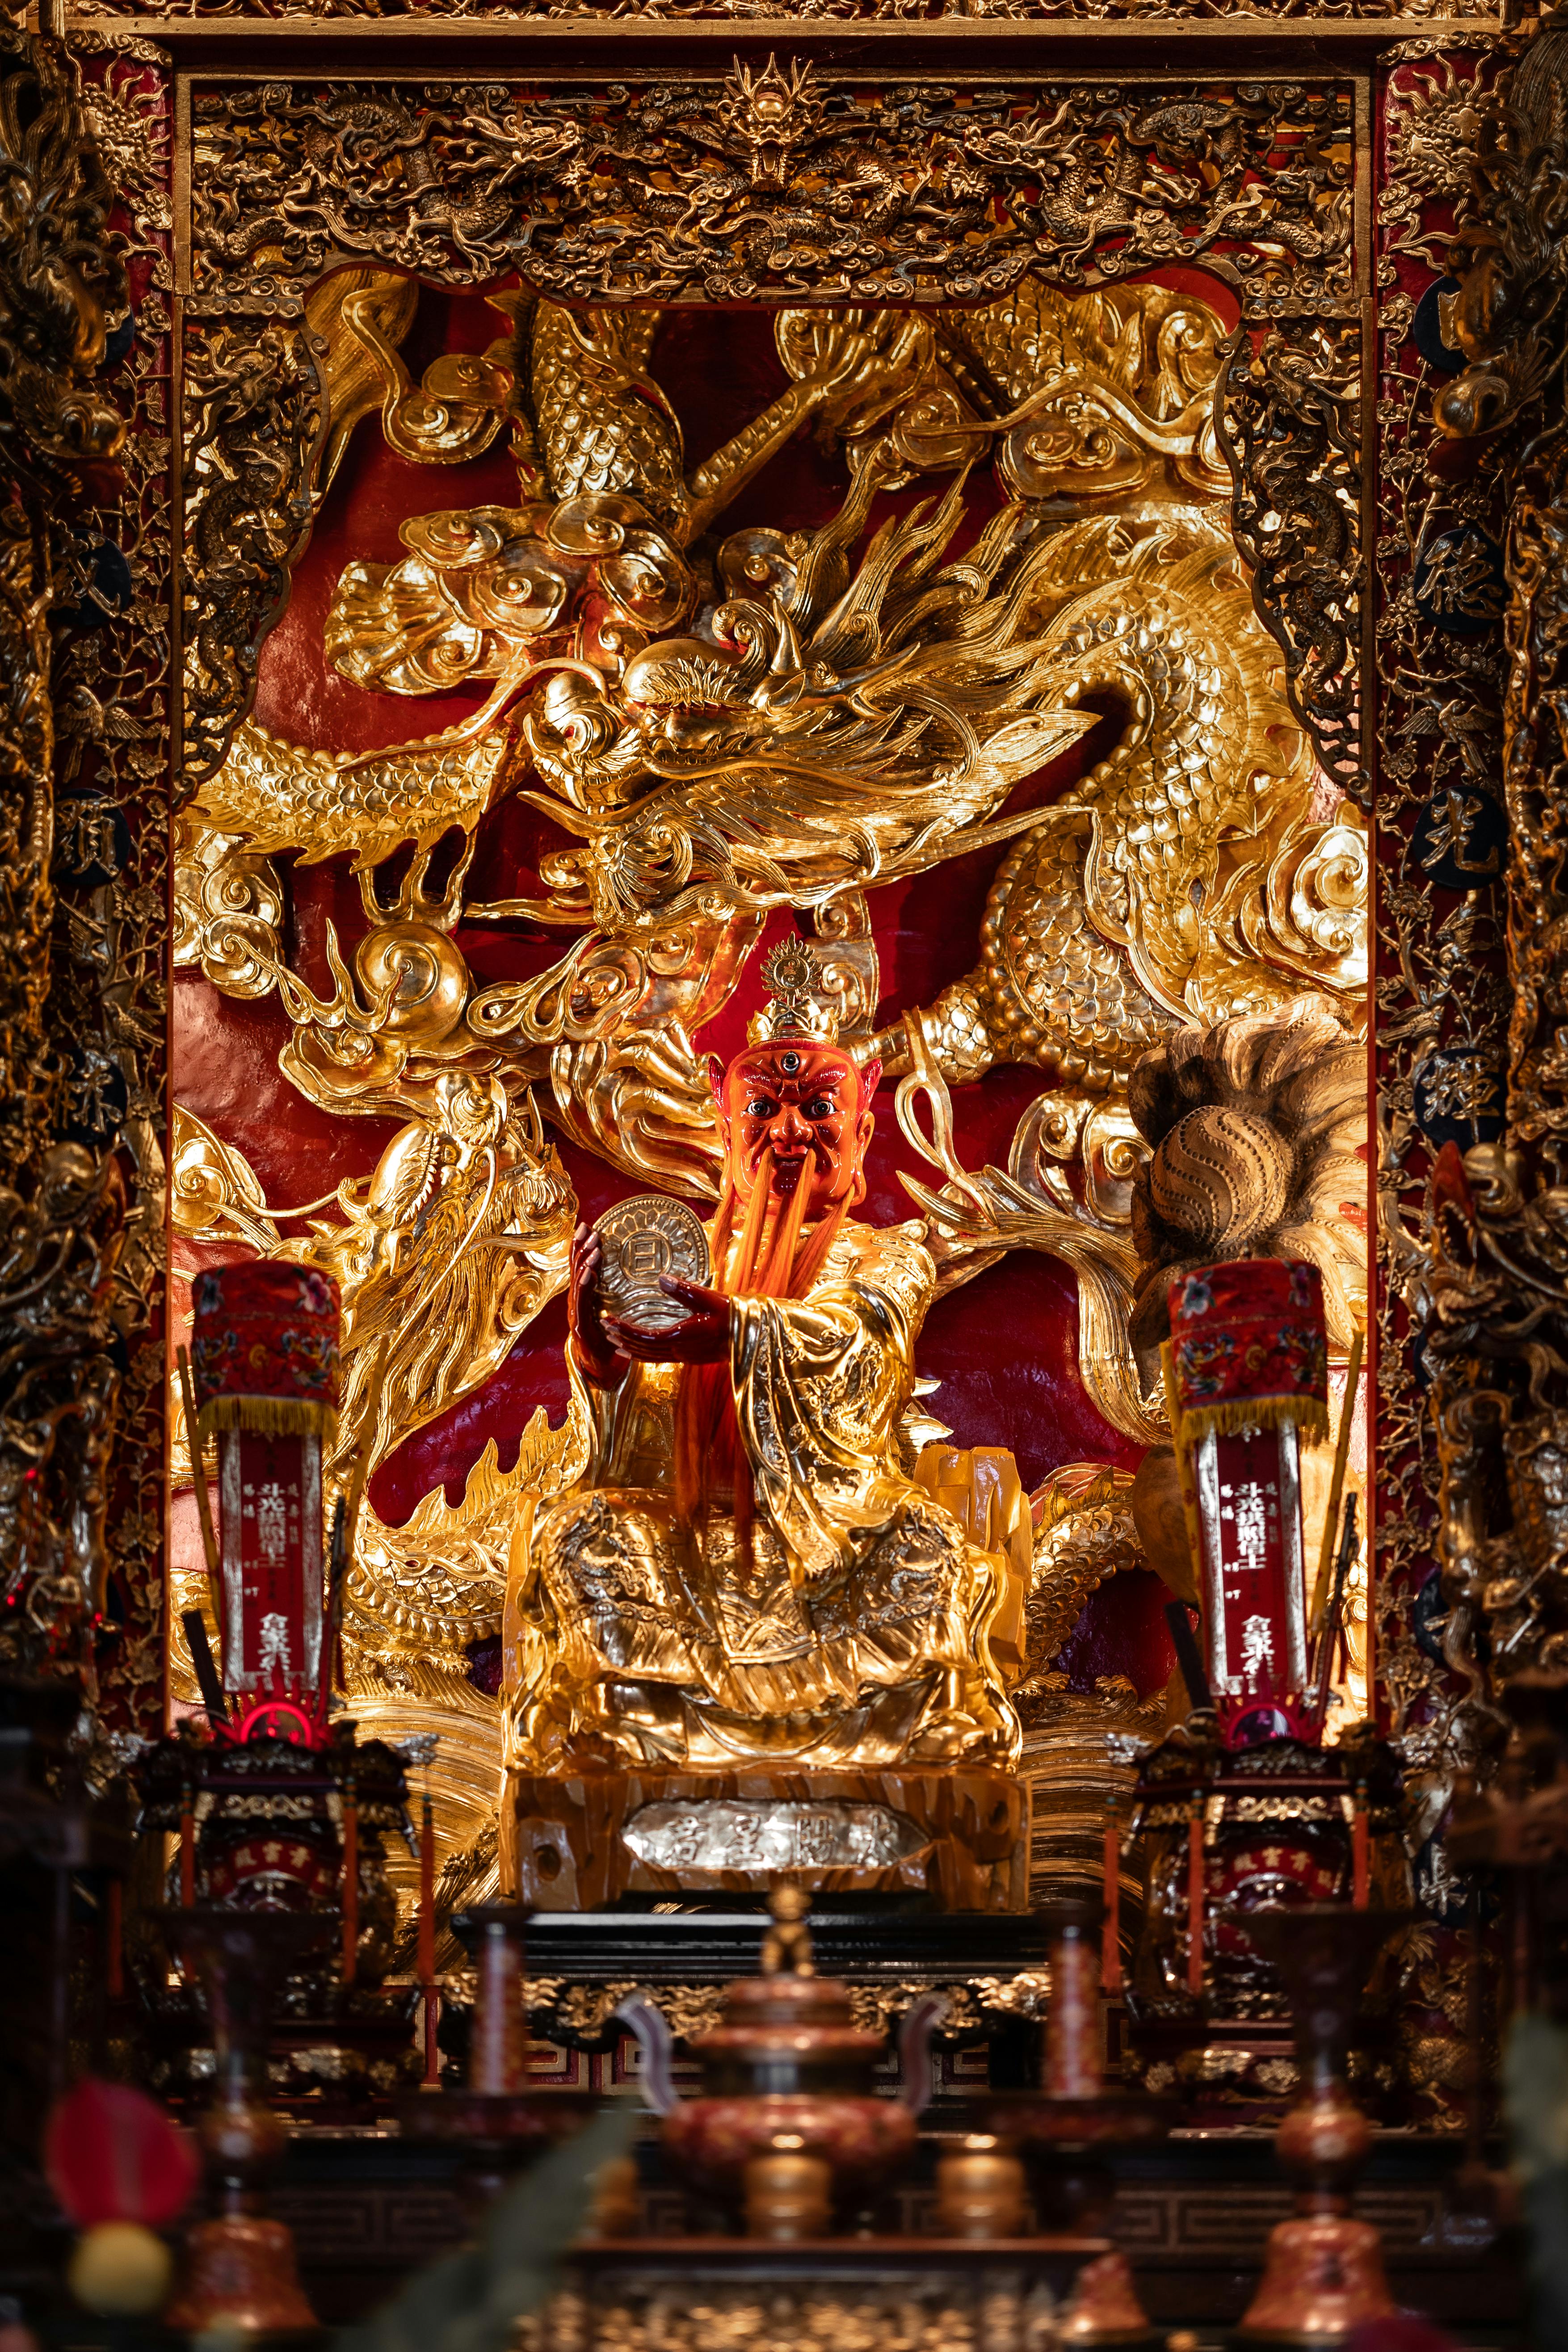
[196,1395,339,1445]
[1172,1391,1329,1450]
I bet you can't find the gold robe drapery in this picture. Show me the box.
[500,1217,1021,1772]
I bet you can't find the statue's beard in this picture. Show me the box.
[729,1153,811,1300]
[724,1147,858,1300]
[759,1150,845,1215]
[672,1147,856,1562]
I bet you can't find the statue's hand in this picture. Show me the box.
[568,1220,620,1384]
[602,1276,730,1365]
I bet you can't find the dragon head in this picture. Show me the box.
[323,442,1096,926]
[522,637,777,807]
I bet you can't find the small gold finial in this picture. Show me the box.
[747,939,839,1046]
[760,1882,815,1977]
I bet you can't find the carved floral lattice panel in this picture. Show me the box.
[1371,38,1511,1913]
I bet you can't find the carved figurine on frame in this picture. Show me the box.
[760,1885,816,1978]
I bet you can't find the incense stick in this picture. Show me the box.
[175,1344,223,1613]
[1310,1328,1364,1637]
[1160,1340,1207,1612]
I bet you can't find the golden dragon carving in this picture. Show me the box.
[172,272,1367,1860]
[181,277,1362,1163]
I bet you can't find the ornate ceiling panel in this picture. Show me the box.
[186,72,1356,308]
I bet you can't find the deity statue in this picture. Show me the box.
[172,272,1370,1902]
[500,941,1022,1780]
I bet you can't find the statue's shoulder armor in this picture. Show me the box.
[820,1216,936,1310]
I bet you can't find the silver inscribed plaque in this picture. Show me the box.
[623,1797,926,1876]
[593,1195,711,1334]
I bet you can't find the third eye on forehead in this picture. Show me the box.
[736,1058,848,1102]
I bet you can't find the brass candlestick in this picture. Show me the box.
[980,1915,1173,2345]
[1230,1906,1407,2345]
[399,1906,596,2211]
[161,1910,331,2336]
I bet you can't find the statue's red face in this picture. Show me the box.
[716,1040,882,1218]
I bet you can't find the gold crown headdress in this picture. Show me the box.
[747,938,840,1045]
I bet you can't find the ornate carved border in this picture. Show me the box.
[1396,25,1568,1740]
[73,0,1497,26]
[1372,36,1512,1907]
[0,26,172,1735]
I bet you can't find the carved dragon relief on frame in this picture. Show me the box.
[170,59,1370,1876]
[1333,21,1568,1962]
[0,25,175,1730]
[1403,27,1568,1759]
[70,0,1497,31]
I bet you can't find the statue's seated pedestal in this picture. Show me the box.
[507,1767,1028,1911]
